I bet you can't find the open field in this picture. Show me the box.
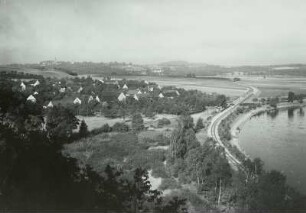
[240,76,306,97]
[0,67,72,78]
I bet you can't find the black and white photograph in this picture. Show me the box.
[1,0,306,212]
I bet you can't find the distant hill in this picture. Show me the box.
[2,61,306,77]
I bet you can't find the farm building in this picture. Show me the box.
[158,93,164,98]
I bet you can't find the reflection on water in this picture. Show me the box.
[288,108,294,119]
[298,108,304,116]
[267,109,279,119]
[239,107,306,194]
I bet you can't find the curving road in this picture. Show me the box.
[207,85,259,170]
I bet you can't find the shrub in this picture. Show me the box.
[157,118,171,128]
[159,178,181,190]
[112,122,129,132]
[90,123,111,135]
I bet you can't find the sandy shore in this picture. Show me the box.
[230,102,306,157]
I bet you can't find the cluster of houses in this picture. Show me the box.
[20,78,181,110]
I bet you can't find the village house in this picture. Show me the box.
[20,82,26,91]
[77,87,83,93]
[118,92,126,102]
[158,93,164,98]
[88,95,94,103]
[123,84,128,90]
[73,97,82,105]
[31,80,40,87]
[133,94,139,101]
[95,96,100,102]
[59,87,66,93]
[47,101,53,108]
[27,95,36,103]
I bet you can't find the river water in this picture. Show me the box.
[239,107,306,193]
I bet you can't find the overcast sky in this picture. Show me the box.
[1,0,306,65]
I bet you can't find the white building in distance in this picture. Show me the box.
[159,93,164,98]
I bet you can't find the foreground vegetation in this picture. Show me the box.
[1,71,306,212]
[0,77,187,212]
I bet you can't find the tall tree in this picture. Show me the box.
[132,113,144,132]
[288,91,295,103]
[46,106,79,140]
[195,118,204,132]
[79,120,89,138]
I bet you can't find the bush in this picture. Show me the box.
[159,178,181,190]
[151,165,169,179]
[90,123,111,135]
[195,118,204,132]
[157,118,171,128]
[112,122,129,132]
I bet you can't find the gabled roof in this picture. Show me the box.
[73,97,82,104]
[133,94,139,101]
[31,80,40,87]
[158,93,164,98]
[77,87,83,93]
[123,84,128,89]
[88,95,94,103]
[47,101,53,107]
[118,92,126,101]
[20,82,26,90]
[27,95,36,103]
[95,96,100,102]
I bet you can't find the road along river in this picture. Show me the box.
[207,85,258,170]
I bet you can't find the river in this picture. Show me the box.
[239,107,306,193]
